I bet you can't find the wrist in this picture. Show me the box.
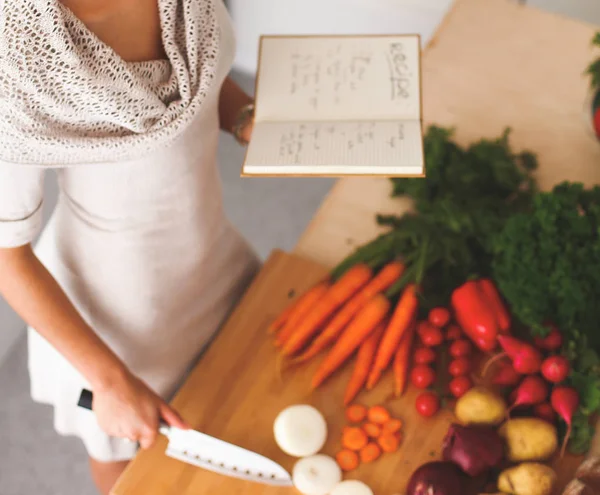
[89,359,131,393]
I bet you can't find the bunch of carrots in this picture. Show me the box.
[268,260,419,404]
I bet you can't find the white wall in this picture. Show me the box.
[229,0,454,75]
[0,174,58,364]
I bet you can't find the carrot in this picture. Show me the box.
[345,404,368,423]
[381,418,403,434]
[366,284,418,389]
[362,422,381,438]
[377,433,400,453]
[359,443,381,463]
[336,449,359,471]
[367,405,391,424]
[311,294,391,389]
[343,324,385,405]
[274,281,330,347]
[291,262,404,364]
[342,427,368,451]
[391,321,416,396]
[280,264,373,356]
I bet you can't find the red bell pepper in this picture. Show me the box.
[478,278,511,333]
[451,280,499,351]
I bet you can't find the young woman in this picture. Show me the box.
[0,1,260,493]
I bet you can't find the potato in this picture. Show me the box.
[498,462,557,495]
[454,386,507,426]
[499,418,558,462]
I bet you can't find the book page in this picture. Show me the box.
[254,35,421,123]
[243,120,423,175]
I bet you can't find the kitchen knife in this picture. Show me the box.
[77,389,293,487]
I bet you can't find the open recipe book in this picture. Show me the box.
[242,34,424,177]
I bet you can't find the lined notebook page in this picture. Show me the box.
[254,35,421,122]
[244,120,423,174]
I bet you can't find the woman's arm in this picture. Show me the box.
[218,77,254,143]
[0,244,188,447]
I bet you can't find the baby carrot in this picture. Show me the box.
[363,422,381,439]
[345,404,368,423]
[292,262,404,363]
[391,322,416,396]
[367,405,391,424]
[311,295,391,389]
[381,418,403,434]
[377,433,400,453]
[342,427,368,451]
[274,281,330,346]
[281,264,373,356]
[343,324,385,406]
[359,443,381,463]
[367,284,418,389]
[336,449,359,471]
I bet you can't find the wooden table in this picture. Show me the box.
[113,0,600,493]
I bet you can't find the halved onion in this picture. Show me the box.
[292,455,342,495]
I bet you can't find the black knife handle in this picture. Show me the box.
[78,389,94,411]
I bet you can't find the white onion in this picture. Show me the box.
[273,405,327,457]
[330,480,374,495]
[292,455,342,495]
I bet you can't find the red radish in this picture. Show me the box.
[534,325,563,351]
[551,386,580,457]
[509,375,549,415]
[475,335,497,353]
[491,361,521,387]
[541,355,570,384]
[534,403,557,424]
[449,339,472,358]
[497,335,543,374]
[428,307,451,328]
[414,346,436,365]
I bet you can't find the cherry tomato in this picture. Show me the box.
[417,321,432,339]
[449,376,473,398]
[415,392,440,418]
[427,307,451,328]
[448,357,471,377]
[413,346,436,365]
[445,324,462,341]
[420,325,444,347]
[449,339,472,358]
[410,365,436,389]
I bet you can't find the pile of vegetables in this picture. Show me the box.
[406,388,561,495]
[269,125,600,455]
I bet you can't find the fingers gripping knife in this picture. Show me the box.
[77,389,293,487]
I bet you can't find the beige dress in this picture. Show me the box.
[0,0,259,461]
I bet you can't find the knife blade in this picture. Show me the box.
[77,389,293,487]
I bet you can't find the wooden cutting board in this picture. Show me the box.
[114,249,582,495]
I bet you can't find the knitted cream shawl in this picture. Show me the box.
[0,0,221,165]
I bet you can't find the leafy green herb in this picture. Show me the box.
[332,125,538,309]
[586,32,600,90]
